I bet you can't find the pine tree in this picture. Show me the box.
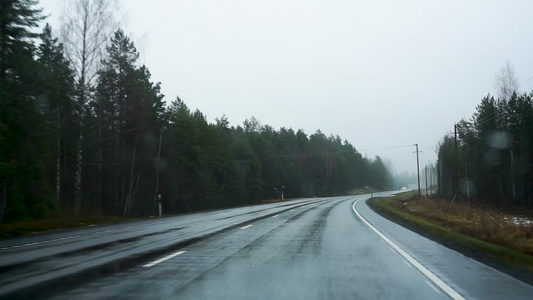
[0,0,44,79]
[94,29,164,216]
[0,0,47,222]
[37,24,75,212]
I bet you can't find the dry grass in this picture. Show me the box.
[369,192,533,276]
[399,196,533,256]
[0,216,131,240]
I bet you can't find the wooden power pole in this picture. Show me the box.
[415,144,421,199]
[452,123,463,203]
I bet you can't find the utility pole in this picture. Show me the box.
[414,144,421,199]
[425,165,428,197]
[439,159,443,197]
[454,123,459,199]
[430,164,433,196]
[452,123,463,203]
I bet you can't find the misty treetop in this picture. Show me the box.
[0,0,392,222]
[437,91,533,206]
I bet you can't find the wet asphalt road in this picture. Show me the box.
[2,193,533,299]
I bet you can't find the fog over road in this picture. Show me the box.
[1,193,532,299]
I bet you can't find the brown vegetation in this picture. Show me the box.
[390,192,533,256]
[0,216,128,240]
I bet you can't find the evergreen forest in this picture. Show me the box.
[0,1,392,222]
[437,92,533,206]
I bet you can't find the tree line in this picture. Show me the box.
[436,65,533,206]
[0,0,392,222]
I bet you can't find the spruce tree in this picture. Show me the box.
[37,24,75,212]
[0,0,46,222]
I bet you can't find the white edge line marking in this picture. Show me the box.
[352,199,464,300]
[143,250,185,268]
[240,225,253,230]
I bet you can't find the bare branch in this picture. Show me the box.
[60,0,121,91]
[495,61,519,101]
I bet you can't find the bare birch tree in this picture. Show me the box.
[495,61,519,101]
[60,0,120,215]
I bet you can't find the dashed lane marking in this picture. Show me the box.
[240,225,253,230]
[143,251,185,267]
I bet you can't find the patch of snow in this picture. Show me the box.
[512,216,533,226]
[504,216,533,226]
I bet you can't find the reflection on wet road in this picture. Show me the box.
[51,196,444,299]
[3,194,533,299]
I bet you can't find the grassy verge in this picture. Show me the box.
[1,188,383,240]
[0,216,133,240]
[368,192,533,277]
[349,186,380,195]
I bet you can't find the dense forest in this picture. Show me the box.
[437,86,533,206]
[0,0,392,222]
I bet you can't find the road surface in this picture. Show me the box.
[1,193,532,299]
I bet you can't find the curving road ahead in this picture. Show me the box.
[1,193,532,299]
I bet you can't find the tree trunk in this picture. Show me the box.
[0,180,6,223]
[56,109,61,207]
[510,149,516,200]
[97,124,102,215]
[74,128,83,215]
[124,135,138,217]
[153,128,162,214]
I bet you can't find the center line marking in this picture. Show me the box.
[143,251,185,267]
[240,225,253,230]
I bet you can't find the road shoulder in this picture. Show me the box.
[367,195,533,287]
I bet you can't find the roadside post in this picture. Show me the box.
[158,194,162,217]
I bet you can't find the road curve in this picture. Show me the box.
[49,195,448,299]
[1,194,532,299]
[355,193,533,300]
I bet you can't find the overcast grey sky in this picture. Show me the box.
[39,0,533,175]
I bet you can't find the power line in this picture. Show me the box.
[358,144,414,152]
[518,75,533,89]
[474,110,497,125]
[523,83,533,92]
[266,144,415,158]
